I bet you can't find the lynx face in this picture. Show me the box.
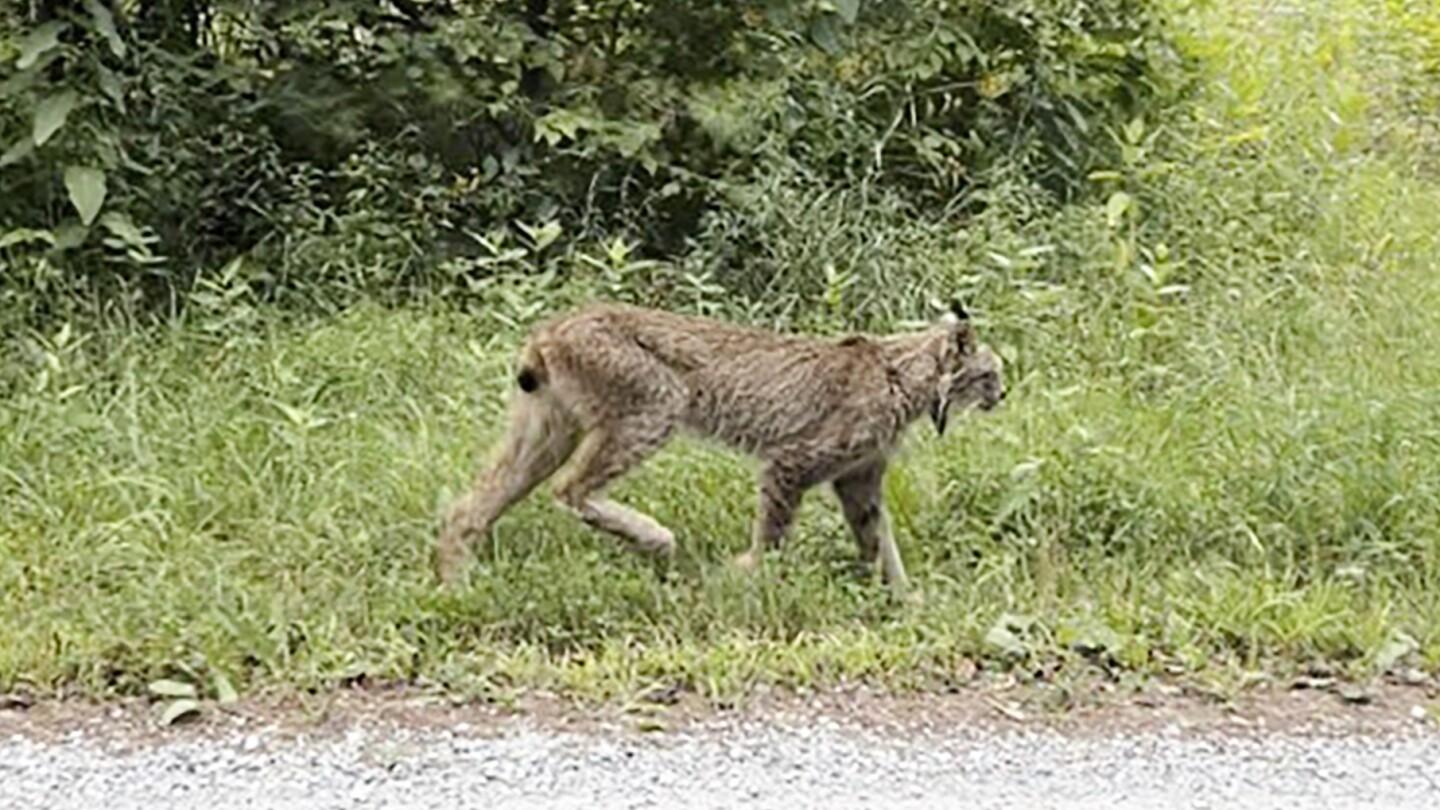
[929,314,1005,436]
[950,345,1005,412]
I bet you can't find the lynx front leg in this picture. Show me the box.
[551,422,678,556]
[832,463,886,566]
[832,462,909,597]
[734,466,804,573]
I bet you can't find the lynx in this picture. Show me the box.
[436,301,1004,596]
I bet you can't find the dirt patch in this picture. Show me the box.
[4,669,1438,750]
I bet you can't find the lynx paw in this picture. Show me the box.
[434,545,467,588]
[636,527,676,556]
[732,550,762,573]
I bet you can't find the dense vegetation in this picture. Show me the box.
[3,0,1440,705]
[1,0,1179,327]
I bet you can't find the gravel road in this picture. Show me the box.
[5,709,1439,810]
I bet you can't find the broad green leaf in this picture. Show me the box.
[99,211,145,246]
[516,220,562,251]
[84,0,127,59]
[1057,618,1122,655]
[0,228,56,250]
[33,90,79,147]
[1123,116,1146,145]
[17,21,67,70]
[609,121,661,158]
[835,0,861,24]
[147,678,197,699]
[213,672,239,705]
[534,109,586,145]
[809,15,843,54]
[217,255,247,282]
[97,65,126,112]
[64,166,107,226]
[1105,190,1132,228]
[984,623,1028,658]
[159,698,201,726]
[984,613,1034,658]
[53,223,89,251]
[0,65,40,100]
[0,138,34,168]
[1375,631,1419,674]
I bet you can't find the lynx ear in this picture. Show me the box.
[940,305,975,359]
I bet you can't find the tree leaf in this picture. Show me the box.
[835,0,860,25]
[0,228,56,250]
[0,65,40,100]
[1124,117,1146,145]
[147,678,197,699]
[17,21,68,70]
[97,65,126,112]
[33,90,79,147]
[516,220,562,251]
[64,166,107,226]
[158,698,201,726]
[0,137,35,168]
[53,223,89,251]
[100,211,146,246]
[809,15,843,55]
[1105,190,1132,228]
[84,0,127,59]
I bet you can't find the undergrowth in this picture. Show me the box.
[2,0,1439,704]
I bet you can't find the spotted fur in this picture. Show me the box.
[436,302,1005,596]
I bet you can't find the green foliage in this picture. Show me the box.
[3,0,1440,703]
[2,0,1184,327]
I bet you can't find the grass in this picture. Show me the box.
[3,0,1440,704]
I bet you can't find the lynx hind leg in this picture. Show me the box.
[832,463,910,598]
[436,388,577,585]
[551,419,679,556]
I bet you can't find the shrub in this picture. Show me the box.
[1,0,1186,326]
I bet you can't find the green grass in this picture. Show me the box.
[3,0,1440,703]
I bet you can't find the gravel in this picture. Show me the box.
[4,715,1438,809]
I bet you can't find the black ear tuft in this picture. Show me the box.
[949,298,969,321]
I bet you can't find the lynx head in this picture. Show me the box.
[928,301,1005,435]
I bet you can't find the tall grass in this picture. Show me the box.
[2,0,1439,701]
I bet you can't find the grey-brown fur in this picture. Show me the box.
[436,301,1005,596]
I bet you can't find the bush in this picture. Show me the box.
[1,0,1187,327]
